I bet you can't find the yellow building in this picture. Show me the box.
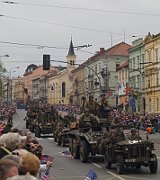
[71,64,85,106]
[48,39,76,104]
[144,32,160,113]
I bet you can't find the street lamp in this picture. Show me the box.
[8,66,20,106]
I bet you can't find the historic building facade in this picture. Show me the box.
[48,39,76,105]
[117,61,129,111]
[83,42,131,106]
[128,38,145,114]
[144,33,160,113]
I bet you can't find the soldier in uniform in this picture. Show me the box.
[98,94,109,118]
[80,96,86,113]
[99,129,123,154]
[79,108,99,129]
[128,128,142,141]
[85,95,100,115]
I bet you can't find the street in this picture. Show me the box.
[13,110,160,180]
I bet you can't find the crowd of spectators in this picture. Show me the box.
[109,109,160,133]
[0,128,52,180]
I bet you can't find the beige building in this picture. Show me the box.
[48,39,76,104]
[144,32,160,113]
[13,77,25,106]
[71,64,85,106]
[23,65,58,102]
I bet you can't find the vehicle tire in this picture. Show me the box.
[72,138,79,159]
[69,137,73,154]
[57,136,61,146]
[80,140,89,163]
[104,151,112,169]
[149,154,157,174]
[26,121,29,129]
[116,155,124,174]
[61,136,66,147]
[30,124,34,132]
[136,164,141,169]
[36,127,41,138]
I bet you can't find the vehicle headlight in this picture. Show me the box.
[146,147,150,151]
[125,147,129,151]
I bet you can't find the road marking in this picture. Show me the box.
[48,137,54,140]
[13,119,22,128]
[91,162,102,168]
[122,175,154,180]
[106,171,126,180]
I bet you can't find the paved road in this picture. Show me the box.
[12,110,160,180]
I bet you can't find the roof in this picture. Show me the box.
[105,42,132,56]
[67,38,75,57]
[117,61,129,70]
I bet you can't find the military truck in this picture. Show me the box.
[68,120,108,163]
[104,139,157,174]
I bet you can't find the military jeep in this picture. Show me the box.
[104,139,157,174]
[34,122,53,138]
[56,127,70,147]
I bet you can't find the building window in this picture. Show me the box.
[116,64,119,71]
[62,82,66,97]
[95,65,97,73]
[133,57,135,69]
[142,54,145,64]
[137,56,140,68]
[129,59,132,69]
[148,51,152,62]
[155,48,159,63]
[122,70,124,80]
[156,73,159,86]
[99,63,101,72]
[148,77,150,88]
[149,98,152,112]
[157,98,159,111]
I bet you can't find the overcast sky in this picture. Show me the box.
[0,0,160,77]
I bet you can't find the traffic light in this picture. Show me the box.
[43,54,50,70]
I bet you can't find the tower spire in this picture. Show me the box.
[67,38,75,57]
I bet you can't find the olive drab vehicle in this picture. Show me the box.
[54,114,75,147]
[24,106,38,132]
[34,106,59,138]
[68,118,109,163]
[104,134,158,174]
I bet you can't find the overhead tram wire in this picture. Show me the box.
[0,13,138,38]
[3,1,160,17]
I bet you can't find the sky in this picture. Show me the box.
[0,0,160,77]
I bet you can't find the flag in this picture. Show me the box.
[58,150,74,159]
[41,155,54,164]
[85,170,98,180]
[41,168,50,180]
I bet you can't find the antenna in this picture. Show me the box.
[124,29,126,42]
[111,33,113,47]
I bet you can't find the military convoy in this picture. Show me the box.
[25,104,158,174]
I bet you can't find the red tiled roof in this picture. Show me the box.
[106,42,132,56]
[117,61,129,70]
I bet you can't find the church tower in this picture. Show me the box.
[66,38,76,71]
